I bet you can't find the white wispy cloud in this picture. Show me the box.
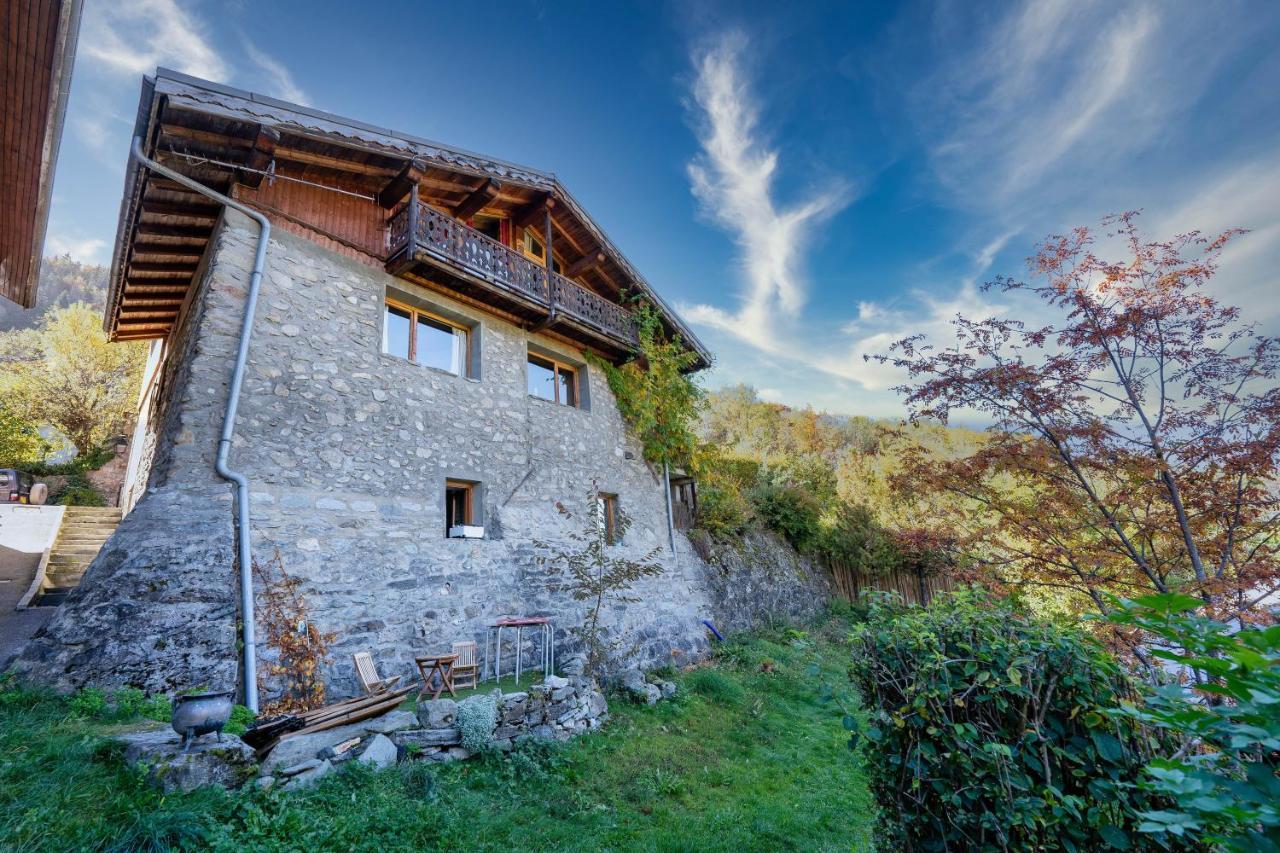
[81,0,227,80]
[243,40,309,104]
[45,234,108,262]
[682,32,848,354]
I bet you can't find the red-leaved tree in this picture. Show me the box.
[879,213,1279,626]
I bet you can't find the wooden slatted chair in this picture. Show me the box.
[352,651,401,695]
[451,641,479,690]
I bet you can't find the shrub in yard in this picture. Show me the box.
[1105,595,1280,851]
[458,695,498,753]
[750,481,822,553]
[694,479,752,537]
[850,588,1178,851]
[813,501,901,575]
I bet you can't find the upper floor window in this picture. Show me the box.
[522,231,562,274]
[527,353,577,407]
[383,299,468,376]
[470,214,507,245]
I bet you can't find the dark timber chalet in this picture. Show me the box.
[105,69,710,368]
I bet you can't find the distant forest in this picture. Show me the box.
[0,256,109,332]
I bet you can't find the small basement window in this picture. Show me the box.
[597,493,620,544]
[445,479,482,537]
[383,299,469,376]
[527,353,577,407]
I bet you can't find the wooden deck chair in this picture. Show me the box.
[451,641,479,690]
[352,651,401,695]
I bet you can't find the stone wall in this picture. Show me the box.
[14,211,831,697]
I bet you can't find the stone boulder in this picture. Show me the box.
[281,759,333,791]
[357,734,397,769]
[116,728,257,793]
[416,698,457,729]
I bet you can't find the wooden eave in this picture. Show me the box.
[106,68,711,369]
[0,0,83,308]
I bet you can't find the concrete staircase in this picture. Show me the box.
[35,507,123,607]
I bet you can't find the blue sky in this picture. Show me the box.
[46,0,1280,417]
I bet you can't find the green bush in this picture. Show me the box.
[1105,595,1280,851]
[850,588,1177,851]
[750,481,822,552]
[225,704,256,736]
[814,502,901,575]
[69,687,108,718]
[694,480,752,537]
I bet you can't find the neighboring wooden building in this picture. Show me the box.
[0,0,83,308]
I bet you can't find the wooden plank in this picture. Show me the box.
[377,160,423,208]
[239,125,280,189]
[512,194,554,229]
[134,224,210,239]
[452,178,501,220]
[564,251,606,278]
[128,261,198,273]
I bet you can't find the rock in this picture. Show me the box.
[643,684,661,706]
[551,685,575,702]
[658,681,677,699]
[542,675,569,690]
[364,710,418,734]
[280,758,322,777]
[560,654,587,677]
[357,734,398,769]
[445,746,471,761]
[282,759,332,791]
[620,668,656,704]
[255,776,276,791]
[416,698,457,728]
[393,728,461,748]
[116,728,257,794]
[585,690,608,718]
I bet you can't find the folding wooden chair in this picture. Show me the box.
[352,651,401,695]
[451,641,479,690]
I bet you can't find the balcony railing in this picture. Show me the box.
[389,202,638,346]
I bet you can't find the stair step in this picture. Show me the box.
[34,590,70,607]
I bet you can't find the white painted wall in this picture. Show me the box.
[0,505,65,554]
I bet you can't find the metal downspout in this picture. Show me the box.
[129,136,270,713]
[663,461,677,553]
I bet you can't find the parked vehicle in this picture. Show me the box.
[0,469,47,504]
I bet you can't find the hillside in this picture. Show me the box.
[0,256,108,333]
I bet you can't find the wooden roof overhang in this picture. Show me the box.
[106,69,712,368]
[0,0,83,308]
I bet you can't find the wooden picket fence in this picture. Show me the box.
[824,557,954,607]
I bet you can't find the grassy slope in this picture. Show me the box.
[0,615,875,852]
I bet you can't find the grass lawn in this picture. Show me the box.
[0,613,876,852]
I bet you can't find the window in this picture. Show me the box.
[522,231,562,273]
[597,493,620,545]
[382,300,468,375]
[445,480,473,535]
[470,214,506,244]
[527,353,577,406]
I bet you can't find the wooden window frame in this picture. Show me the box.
[445,479,474,535]
[527,351,579,407]
[383,297,470,376]
[522,229,563,273]
[598,493,620,545]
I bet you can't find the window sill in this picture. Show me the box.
[378,352,474,382]
[527,394,588,413]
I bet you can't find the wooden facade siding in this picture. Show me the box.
[105,70,710,368]
[0,0,81,308]
[236,180,387,263]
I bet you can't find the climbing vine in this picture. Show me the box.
[593,302,706,470]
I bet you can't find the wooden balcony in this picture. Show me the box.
[387,201,639,354]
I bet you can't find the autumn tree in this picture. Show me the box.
[0,302,147,455]
[880,213,1279,624]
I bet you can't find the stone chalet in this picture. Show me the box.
[14,69,828,701]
